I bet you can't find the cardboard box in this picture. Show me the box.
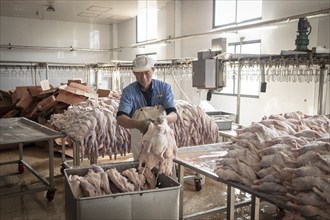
[16,92,32,110]
[68,82,93,93]
[97,89,110,97]
[56,90,87,105]
[37,95,58,112]
[27,86,42,97]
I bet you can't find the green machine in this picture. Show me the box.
[295,17,312,51]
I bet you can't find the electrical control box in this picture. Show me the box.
[192,50,225,90]
[192,59,216,89]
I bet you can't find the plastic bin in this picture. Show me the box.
[64,162,181,220]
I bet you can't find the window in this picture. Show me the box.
[136,2,157,43]
[213,0,262,28]
[221,40,261,97]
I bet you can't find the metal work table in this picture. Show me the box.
[174,143,307,220]
[218,123,241,142]
[0,117,64,201]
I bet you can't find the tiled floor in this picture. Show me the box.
[0,145,279,220]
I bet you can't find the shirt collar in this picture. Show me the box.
[138,79,153,92]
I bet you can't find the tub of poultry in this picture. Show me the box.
[64,161,181,220]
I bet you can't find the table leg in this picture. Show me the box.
[61,137,65,163]
[19,143,23,160]
[251,195,260,220]
[227,185,235,220]
[73,141,80,166]
[76,142,80,166]
[178,164,184,220]
[48,140,55,189]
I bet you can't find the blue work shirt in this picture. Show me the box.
[117,79,177,118]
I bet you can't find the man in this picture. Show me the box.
[116,55,177,160]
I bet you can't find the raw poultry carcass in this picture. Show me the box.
[285,191,328,206]
[236,122,280,140]
[251,182,288,195]
[122,168,144,190]
[259,119,297,135]
[106,168,135,193]
[79,177,99,197]
[283,111,307,120]
[290,176,330,192]
[260,151,296,168]
[293,129,323,139]
[83,168,112,195]
[215,158,257,183]
[295,151,330,173]
[138,116,177,176]
[84,169,103,196]
[283,166,325,178]
[292,140,330,156]
[50,95,130,163]
[68,175,83,198]
[262,135,308,150]
[258,143,297,157]
[68,164,161,198]
[172,100,219,147]
[140,167,157,190]
[286,202,330,219]
[213,111,330,219]
[215,168,251,186]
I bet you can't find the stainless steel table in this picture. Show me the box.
[218,123,241,142]
[0,117,64,201]
[174,143,309,220]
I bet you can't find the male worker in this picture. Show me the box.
[116,55,177,160]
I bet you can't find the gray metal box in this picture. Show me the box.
[214,119,233,130]
[192,59,216,89]
[197,50,220,60]
[64,162,180,220]
[206,111,237,123]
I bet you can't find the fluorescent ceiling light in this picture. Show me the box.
[86,6,112,13]
[77,12,100,18]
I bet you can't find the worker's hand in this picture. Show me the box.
[156,115,166,124]
[137,119,154,134]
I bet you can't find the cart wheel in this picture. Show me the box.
[194,179,202,191]
[18,163,24,173]
[46,190,56,201]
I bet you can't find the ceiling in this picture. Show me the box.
[0,0,172,25]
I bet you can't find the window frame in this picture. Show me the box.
[212,0,262,29]
[217,39,262,98]
[136,9,157,43]
[136,52,157,60]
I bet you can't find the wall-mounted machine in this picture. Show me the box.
[295,17,311,51]
[192,50,226,100]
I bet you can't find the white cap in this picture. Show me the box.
[132,56,155,72]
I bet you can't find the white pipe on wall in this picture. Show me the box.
[1,9,328,52]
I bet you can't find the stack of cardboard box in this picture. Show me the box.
[0,80,98,124]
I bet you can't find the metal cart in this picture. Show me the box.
[64,161,181,220]
[174,143,317,220]
[0,117,64,201]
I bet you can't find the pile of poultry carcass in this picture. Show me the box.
[214,111,330,219]
[51,95,130,162]
[138,116,177,176]
[50,97,218,163]
[172,100,219,147]
[68,164,157,198]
